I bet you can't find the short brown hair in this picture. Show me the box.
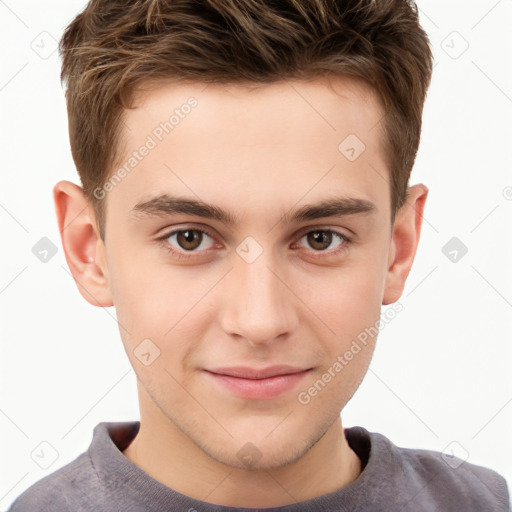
[59,0,433,241]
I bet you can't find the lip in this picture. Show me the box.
[203,365,312,400]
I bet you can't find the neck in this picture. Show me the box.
[123,388,362,507]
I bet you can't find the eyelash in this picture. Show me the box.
[156,226,353,261]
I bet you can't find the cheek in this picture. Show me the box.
[107,243,186,329]
[108,257,214,376]
[307,263,384,333]
[301,264,382,390]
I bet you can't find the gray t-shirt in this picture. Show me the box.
[8,421,509,511]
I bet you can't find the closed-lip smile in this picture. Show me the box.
[203,365,312,399]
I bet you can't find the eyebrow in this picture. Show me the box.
[129,194,376,225]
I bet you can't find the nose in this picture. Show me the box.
[219,248,298,347]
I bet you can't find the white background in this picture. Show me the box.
[1,0,511,509]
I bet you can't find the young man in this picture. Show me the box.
[9,0,509,510]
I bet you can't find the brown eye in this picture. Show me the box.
[306,231,333,250]
[161,228,216,254]
[176,230,203,250]
[298,230,348,252]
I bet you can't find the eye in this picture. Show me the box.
[294,229,351,254]
[157,227,218,259]
[170,229,214,251]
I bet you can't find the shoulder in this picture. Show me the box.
[7,451,98,512]
[346,427,509,510]
[403,445,507,502]
[374,430,510,510]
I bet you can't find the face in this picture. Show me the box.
[64,76,424,470]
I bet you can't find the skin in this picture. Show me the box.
[53,76,427,507]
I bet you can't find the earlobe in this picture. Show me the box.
[53,180,114,308]
[382,184,428,305]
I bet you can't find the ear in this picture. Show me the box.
[53,180,113,307]
[382,183,428,305]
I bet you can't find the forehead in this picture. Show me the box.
[127,75,384,150]
[107,76,389,226]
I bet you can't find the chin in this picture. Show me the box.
[195,426,318,471]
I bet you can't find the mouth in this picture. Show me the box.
[203,365,313,400]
